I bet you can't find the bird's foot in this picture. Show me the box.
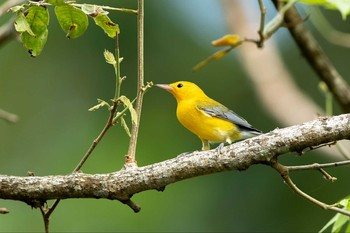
[215,143,226,156]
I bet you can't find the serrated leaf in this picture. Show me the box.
[120,116,131,137]
[93,14,119,38]
[104,49,116,65]
[88,99,110,111]
[55,4,88,39]
[119,95,138,125]
[15,12,35,36]
[20,5,49,57]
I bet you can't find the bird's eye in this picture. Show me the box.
[177,83,183,88]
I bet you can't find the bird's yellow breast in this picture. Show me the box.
[176,99,240,143]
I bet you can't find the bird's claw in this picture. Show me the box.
[215,143,225,156]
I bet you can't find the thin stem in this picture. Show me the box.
[257,0,266,47]
[272,161,350,217]
[114,33,122,100]
[74,102,118,172]
[125,0,144,165]
[264,0,297,39]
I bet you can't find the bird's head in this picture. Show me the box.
[156,81,206,102]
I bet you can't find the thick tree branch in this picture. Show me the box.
[273,2,350,112]
[1,114,350,205]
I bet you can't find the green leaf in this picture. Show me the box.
[292,0,350,19]
[345,221,350,233]
[14,12,35,36]
[332,213,349,233]
[55,4,88,39]
[319,197,350,233]
[24,5,49,35]
[21,28,48,57]
[118,95,138,125]
[93,14,119,38]
[326,0,350,19]
[9,5,25,13]
[319,213,340,233]
[20,5,49,57]
[120,116,131,137]
[88,99,111,111]
[46,0,65,6]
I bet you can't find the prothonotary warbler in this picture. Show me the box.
[156,81,262,150]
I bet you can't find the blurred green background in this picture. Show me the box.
[1,0,350,232]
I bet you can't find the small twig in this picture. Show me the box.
[299,141,337,154]
[74,102,118,172]
[119,199,141,213]
[193,0,296,71]
[263,0,296,40]
[192,46,235,72]
[0,108,19,123]
[287,160,350,171]
[125,0,144,165]
[318,168,337,182]
[39,206,49,233]
[72,3,138,15]
[0,207,9,214]
[271,160,350,217]
[257,0,266,48]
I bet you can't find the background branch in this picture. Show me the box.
[222,0,350,159]
[273,2,350,112]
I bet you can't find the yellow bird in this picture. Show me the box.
[156,81,262,150]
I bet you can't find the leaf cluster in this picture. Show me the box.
[10,0,120,56]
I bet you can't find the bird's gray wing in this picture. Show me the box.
[199,105,261,133]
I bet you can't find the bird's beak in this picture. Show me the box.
[155,84,173,93]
